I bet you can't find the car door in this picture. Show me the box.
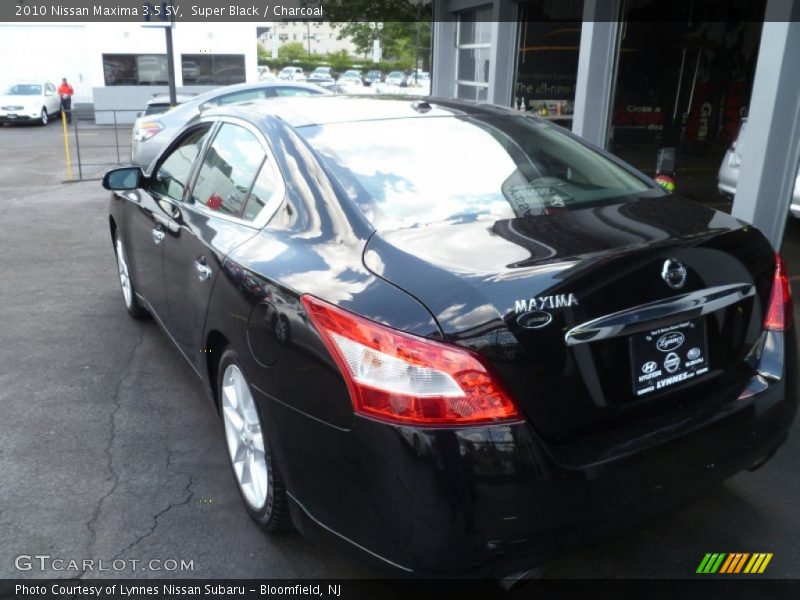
[160,119,269,362]
[44,83,59,113]
[126,124,213,323]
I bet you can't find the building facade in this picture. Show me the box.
[0,22,259,123]
[258,22,358,57]
[431,0,800,249]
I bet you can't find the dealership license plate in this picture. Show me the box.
[630,319,710,397]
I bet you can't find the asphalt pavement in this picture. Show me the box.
[0,121,799,584]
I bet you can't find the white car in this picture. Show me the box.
[0,81,62,126]
[278,66,306,82]
[718,118,800,219]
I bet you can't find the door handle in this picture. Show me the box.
[195,258,213,281]
[152,227,165,244]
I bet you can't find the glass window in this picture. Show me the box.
[457,8,493,45]
[181,54,246,85]
[243,162,280,222]
[103,54,168,86]
[303,116,655,230]
[274,86,321,97]
[457,47,491,83]
[456,9,492,101]
[152,127,210,202]
[4,84,43,95]
[218,89,266,105]
[190,124,265,218]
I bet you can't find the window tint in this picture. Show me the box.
[243,161,280,222]
[190,124,265,218]
[181,54,245,85]
[218,89,265,105]
[103,54,168,85]
[151,127,210,202]
[274,86,319,97]
[304,116,655,230]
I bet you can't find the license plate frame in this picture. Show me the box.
[629,319,710,397]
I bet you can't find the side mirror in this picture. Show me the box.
[102,167,143,191]
[45,89,54,96]
[199,101,216,112]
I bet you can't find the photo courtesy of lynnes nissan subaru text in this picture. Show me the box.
[102,96,797,580]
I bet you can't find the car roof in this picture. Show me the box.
[204,95,521,129]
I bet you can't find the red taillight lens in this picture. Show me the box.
[764,253,792,332]
[301,295,521,426]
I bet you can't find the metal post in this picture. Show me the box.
[731,0,800,250]
[113,110,120,164]
[572,0,622,148]
[61,110,72,181]
[73,117,83,181]
[165,26,177,106]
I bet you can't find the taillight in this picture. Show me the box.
[764,253,792,332]
[133,120,163,142]
[301,295,521,426]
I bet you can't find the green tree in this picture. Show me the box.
[279,42,308,62]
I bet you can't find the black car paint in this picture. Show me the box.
[108,99,797,578]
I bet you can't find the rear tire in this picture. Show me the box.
[113,231,148,319]
[218,349,292,532]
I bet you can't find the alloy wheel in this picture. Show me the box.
[115,238,132,308]
[221,364,268,510]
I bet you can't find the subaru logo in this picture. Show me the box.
[661,259,687,289]
[642,361,658,374]
[656,331,685,352]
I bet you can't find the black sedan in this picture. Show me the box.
[103,97,797,580]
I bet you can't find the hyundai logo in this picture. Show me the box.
[662,259,687,289]
[656,331,685,352]
[642,361,658,374]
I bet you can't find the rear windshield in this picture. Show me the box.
[302,115,658,230]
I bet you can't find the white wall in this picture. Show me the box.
[0,22,259,104]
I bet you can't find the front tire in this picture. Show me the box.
[40,108,48,126]
[113,231,148,319]
[218,350,292,532]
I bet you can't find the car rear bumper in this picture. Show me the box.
[271,327,798,578]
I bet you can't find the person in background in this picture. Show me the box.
[57,78,74,124]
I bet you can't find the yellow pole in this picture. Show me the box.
[61,110,72,181]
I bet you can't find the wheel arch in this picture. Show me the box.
[205,329,230,411]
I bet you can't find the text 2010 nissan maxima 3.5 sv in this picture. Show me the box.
[103,97,796,579]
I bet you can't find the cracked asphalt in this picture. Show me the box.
[1,121,799,583]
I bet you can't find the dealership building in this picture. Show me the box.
[431,0,800,250]
[0,22,258,123]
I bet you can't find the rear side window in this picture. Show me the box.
[218,89,265,105]
[243,162,279,221]
[302,116,657,230]
[274,86,320,97]
[190,123,265,217]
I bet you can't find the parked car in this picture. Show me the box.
[140,93,197,117]
[0,81,61,126]
[130,82,328,167]
[364,70,383,86]
[385,70,408,87]
[309,66,336,83]
[337,69,363,85]
[718,118,800,219]
[278,66,306,82]
[104,96,796,580]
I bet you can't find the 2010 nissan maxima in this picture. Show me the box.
[103,97,797,579]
